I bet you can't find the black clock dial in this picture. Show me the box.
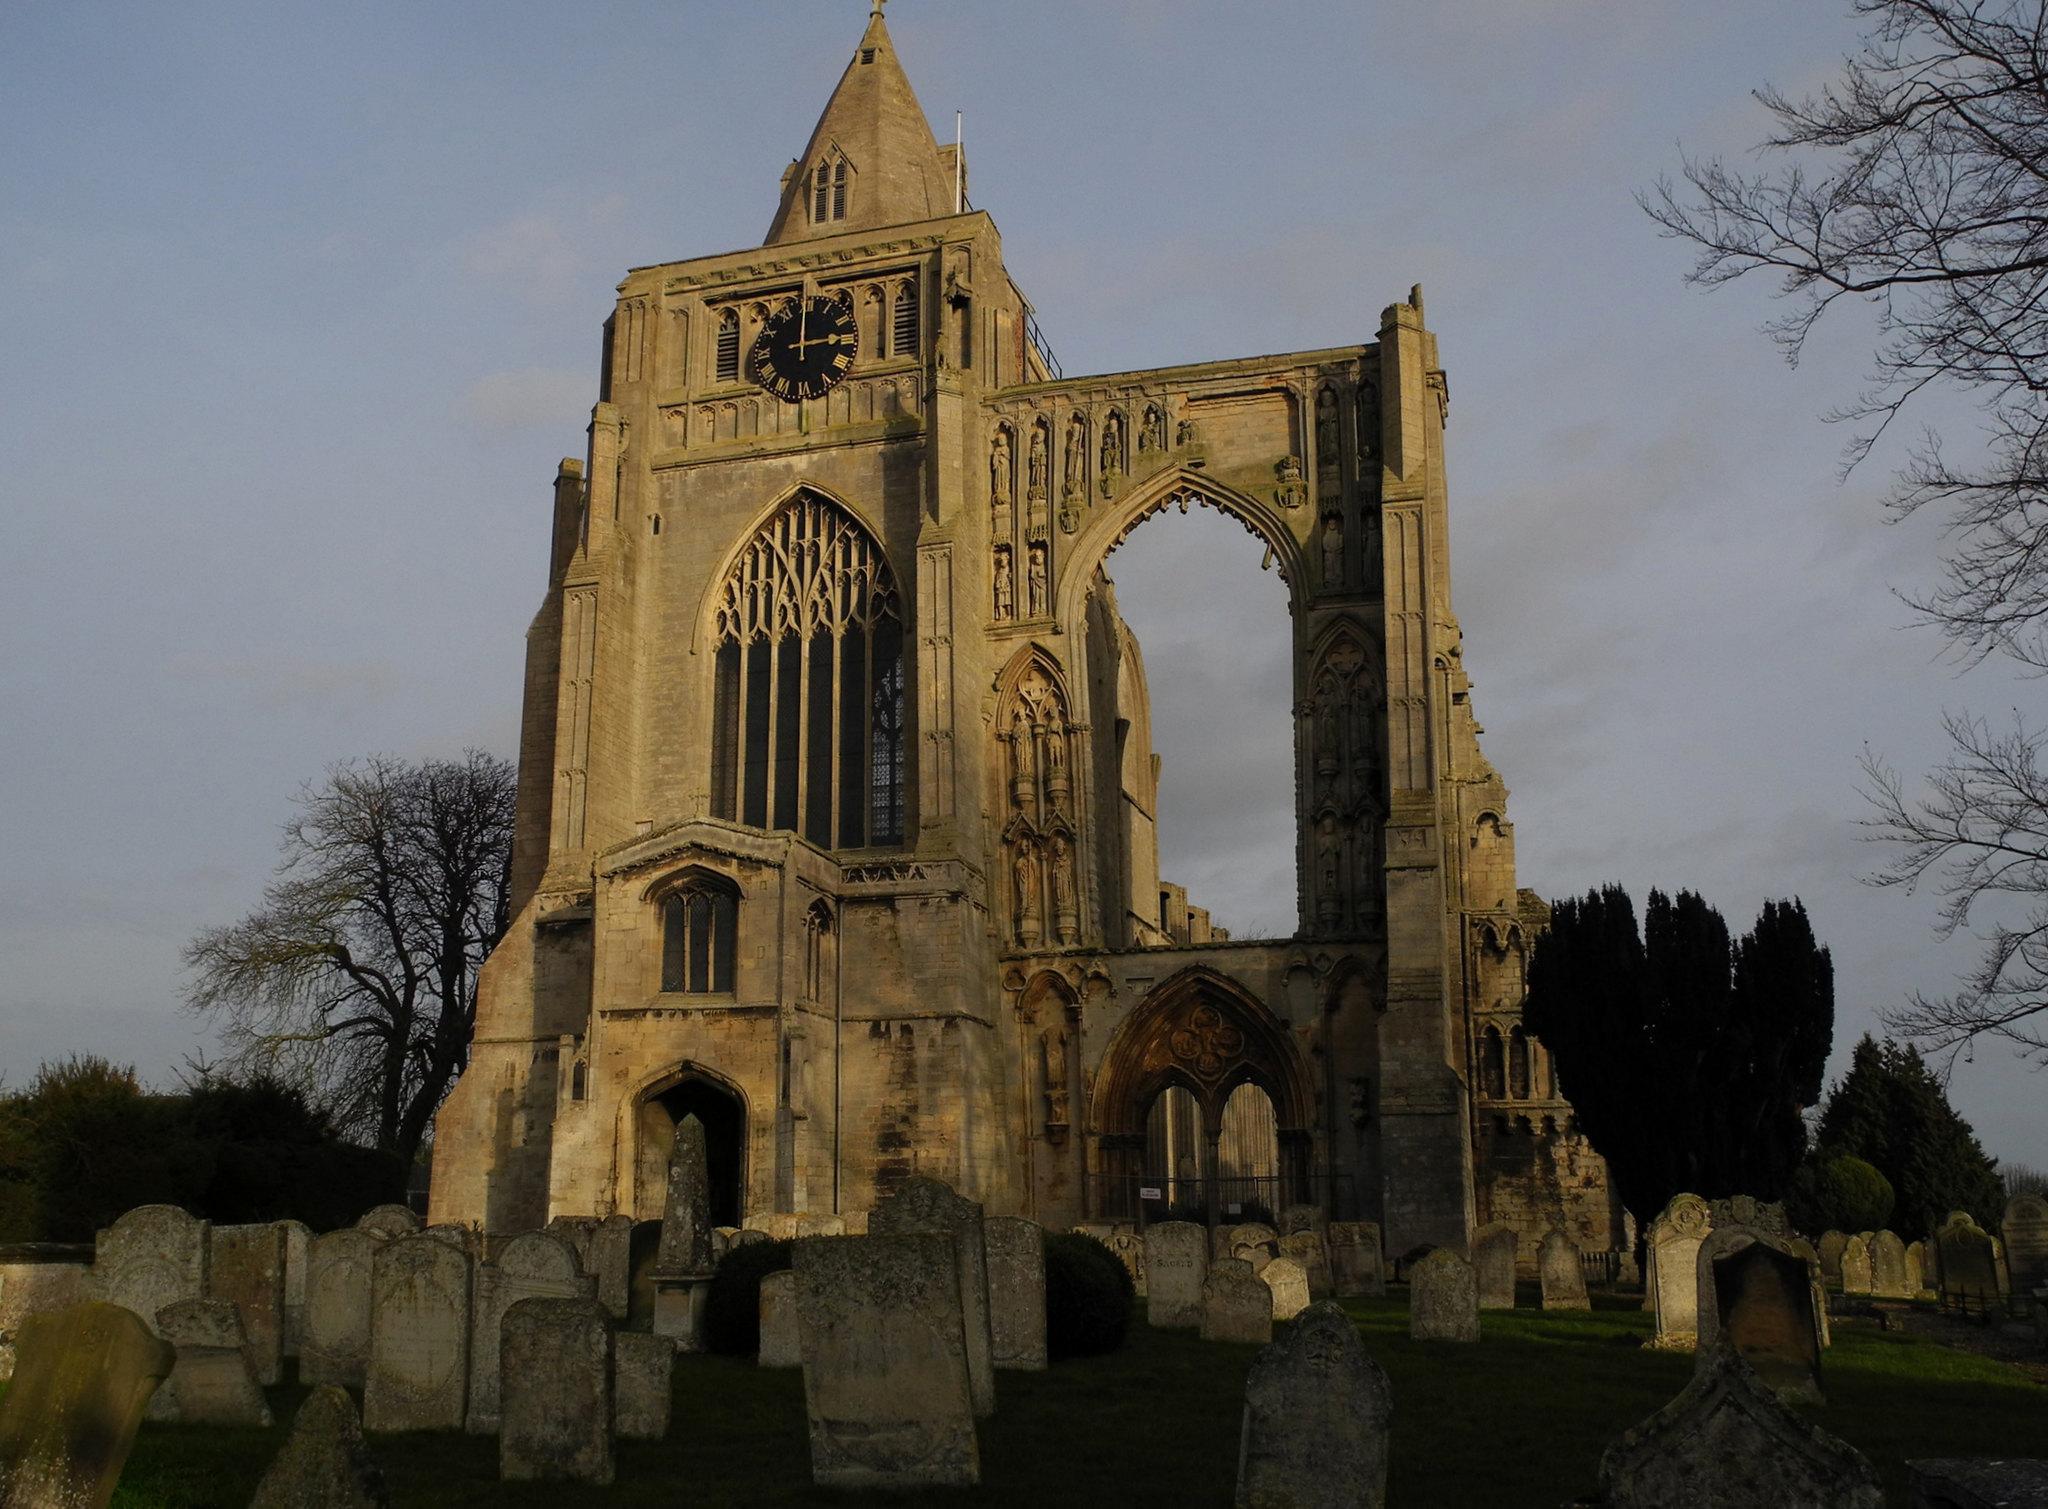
[748,295,859,402]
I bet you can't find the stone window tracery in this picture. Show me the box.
[1480,1025,1505,1099]
[999,655,1081,948]
[811,156,849,224]
[661,875,739,993]
[709,491,905,849]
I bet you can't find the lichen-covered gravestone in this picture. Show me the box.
[1816,1230,1847,1287]
[869,1175,996,1416]
[613,1332,675,1440]
[467,1230,594,1433]
[793,1232,979,1489]
[1228,1223,1279,1277]
[1539,1229,1589,1310]
[1599,1343,1882,1508]
[1936,1215,1999,1313]
[1905,1240,1928,1296]
[302,1227,380,1388]
[92,1204,208,1337]
[0,1301,174,1509]
[1647,1192,1712,1348]
[1235,1301,1391,1509]
[1260,1257,1311,1322]
[1408,1248,1479,1342]
[1869,1231,1913,1300]
[499,1297,612,1484]
[249,1385,389,1509]
[758,1269,799,1368]
[1201,1258,1271,1346]
[1839,1234,1873,1295]
[208,1222,286,1386]
[1327,1222,1384,1298]
[1144,1221,1207,1331]
[1695,1232,1824,1406]
[274,1219,311,1358]
[1278,1230,1332,1299]
[2004,1193,2048,1295]
[146,1298,272,1427]
[363,1234,473,1433]
[0,1259,87,1384]
[355,1205,421,1240]
[984,1216,1047,1370]
[1472,1223,1518,1310]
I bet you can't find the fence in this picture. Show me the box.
[1083,1172,1359,1227]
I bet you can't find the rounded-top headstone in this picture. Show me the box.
[1236,1301,1391,1509]
[1408,1248,1479,1343]
[356,1205,421,1240]
[250,1385,391,1509]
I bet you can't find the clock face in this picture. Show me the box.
[748,295,859,402]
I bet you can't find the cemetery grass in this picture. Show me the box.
[33,1292,2038,1508]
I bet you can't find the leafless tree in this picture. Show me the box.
[185,751,515,1168]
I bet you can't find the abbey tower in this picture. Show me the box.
[429,7,1623,1262]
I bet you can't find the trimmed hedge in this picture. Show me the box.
[1046,1231,1134,1360]
[703,1237,795,1357]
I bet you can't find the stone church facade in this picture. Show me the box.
[429,8,1624,1263]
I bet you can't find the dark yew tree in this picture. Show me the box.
[1525,886,1834,1227]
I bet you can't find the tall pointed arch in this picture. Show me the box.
[992,643,1081,949]
[1306,617,1385,934]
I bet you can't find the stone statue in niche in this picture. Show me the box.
[1275,455,1307,510]
[1099,412,1124,498]
[1321,511,1344,590]
[1176,417,1201,449]
[1316,388,1341,479]
[1014,842,1043,946]
[993,547,1014,620]
[1043,714,1069,801]
[1027,543,1048,617]
[1050,835,1079,944]
[1316,815,1342,929]
[990,428,1012,506]
[1028,425,1048,502]
[1010,706,1036,811]
[1315,699,1340,779]
[1063,416,1086,505]
[1042,1026,1070,1129]
[1139,405,1166,454]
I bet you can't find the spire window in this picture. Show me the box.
[811,156,850,225]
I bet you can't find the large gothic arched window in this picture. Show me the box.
[710,492,905,848]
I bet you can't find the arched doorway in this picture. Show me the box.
[633,1068,747,1228]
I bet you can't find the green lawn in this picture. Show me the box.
[52,1293,2042,1507]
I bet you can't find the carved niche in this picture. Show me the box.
[1060,413,1088,533]
[989,424,1015,540]
[1315,384,1342,488]
[999,654,1081,948]
[1305,626,1385,933]
[1026,417,1051,541]
[1099,409,1126,498]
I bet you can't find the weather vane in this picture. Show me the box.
[871,0,886,16]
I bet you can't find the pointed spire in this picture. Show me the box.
[764,9,957,245]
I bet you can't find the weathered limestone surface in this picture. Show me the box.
[1228,1224,1278,1276]
[1817,1231,1847,1287]
[1108,1227,1146,1295]
[613,1332,675,1440]
[1235,1301,1391,1509]
[796,1214,847,1237]
[1278,1205,1324,1238]
[869,1176,996,1415]
[1937,1215,2000,1311]
[1696,1232,1824,1406]
[1905,1240,1928,1296]
[656,1116,715,1274]
[1472,1222,1517,1309]
[1260,1257,1310,1322]
[467,1231,594,1433]
[356,1206,421,1241]
[500,1297,614,1484]
[363,1235,472,1434]
[91,1205,207,1336]
[302,1228,380,1388]
[1647,1193,1712,1348]
[275,1220,312,1358]
[1408,1249,1479,1343]
[1201,1259,1271,1346]
[208,1222,286,1386]
[1327,1222,1383,1298]
[1278,1230,1331,1299]
[1840,1235,1873,1296]
[0,1302,174,1509]
[1538,1229,1588,1310]
[1599,1343,1882,1508]
[793,1233,979,1489]
[758,1270,799,1368]
[249,1385,390,1509]
[984,1216,1046,1370]
[2004,1193,2048,1294]
[0,1261,87,1384]
[1145,1222,1206,1330]
[1869,1231,1912,1300]
[145,1298,272,1427]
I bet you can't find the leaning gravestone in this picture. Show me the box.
[1261,1257,1311,1322]
[1278,1230,1332,1299]
[1201,1258,1271,1345]
[1599,1342,1882,1508]
[91,1204,208,1337]
[2005,1193,2048,1295]
[1472,1223,1518,1310]
[500,1297,613,1485]
[146,1298,272,1426]
[302,1227,380,1388]
[1869,1231,1913,1300]
[793,1232,979,1489]
[1540,1229,1590,1310]
[1144,1221,1207,1331]
[869,1175,997,1417]
[652,1116,716,1349]
[759,1270,799,1368]
[0,1301,174,1509]
[1328,1222,1384,1297]
[1817,1230,1847,1287]
[1937,1214,2000,1314]
[1695,1232,1824,1406]
[1409,1248,1480,1342]
[984,1216,1047,1370]
[0,1260,87,1384]
[613,1332,674,1440]
[466,1230,594,1433]
[1646,1192,1713,1348]
[363,1234,472,1433]
[1236,1300,1392,1509]
[249,1385,389,1509]
[1840,1234,1874,1296]
[356,1205,421,1240]
[275,1219,312,1357]
[208,1222,286,1386]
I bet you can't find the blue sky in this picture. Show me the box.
[2,0,2040,1168]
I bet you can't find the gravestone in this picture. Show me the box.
[1328,1222,1384,1297]
[500,1297,612,1484]
[759,1269,800,1367]
[1539,1229,1590,1310]
[796,1213,847,1237]
[1236,1301,1391,1509]
[984,1216,1047,1370]
[302,1227,380,1388]
[1277,1204,1324,1238]
[0,1260,87,1383]
[546,1215,598,1268]
[1108,1226,1147,1295]
[1905,1240,1929,1296]
[1869,1231,1913,1300]
[208,1222,286,1386]
[1261,1257,1310,1322]
[2005,1193,2048,1294]
[146,1298,272,1426]
[467,1230,594,1433]
[1408,1248,1479,1342]
[1144,1221,1207,1330]
[92,1204,207,1336]
[1229,1222,1280,1276]
[1907,1459,2048,1508]
[729,1228,770,1249]
[423,1224,473,1253]
[755,1213,802,1239]
[1472,1223,1518,1310]
[0,1302,174,1509]
[869,1176,997,1417]
[613,1332,675,1440]
[1817,1231,1847,1287]
[275,1219,312,1357]
[1937,1215,2000,1313]
[1840,1234,1873,1295]
[1647,1192,1713,1348]
[652,1115,716,1349]
[1599,1342,1882,1508]
[793,1232,979,1489]
[1201,1258,1272,1345]
[1695,1232,1824,1405]
[363,1234,472,1433]
[356,1205,421,1240]
[250,1386,389,1509]
[1278,1230,1332,1299]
